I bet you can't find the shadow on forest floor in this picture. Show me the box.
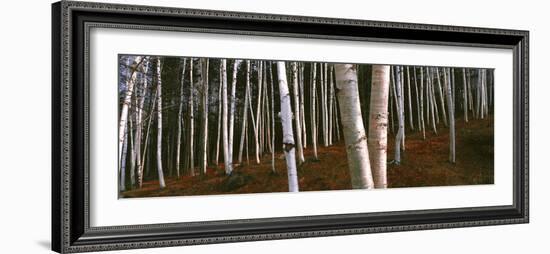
[121,116,494,198]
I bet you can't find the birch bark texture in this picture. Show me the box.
[368,65,390,189]
[118,56,142,181]
[175,58,186,177]
[291,62,305,164]
[276,61,299,192]
[155,57,166,189]
[334,64,374,189]
[221,59,232,175]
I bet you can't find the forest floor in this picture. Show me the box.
[121,116,494,198]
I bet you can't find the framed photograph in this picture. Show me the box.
[52,1,529,253]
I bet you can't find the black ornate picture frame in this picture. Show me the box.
[51,1,529,253]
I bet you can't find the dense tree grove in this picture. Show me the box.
[118,55,494,193]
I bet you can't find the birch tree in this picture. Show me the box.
[393,66,405,164]
[134,57,149,187]
[187,59,195,176]
[334,64,374,189]
[445,67,456,163]
[238,60,251,164]
[229,60,241,163]
[118,56,142,178]
[462,68,469,122]
[199,59,209,174]
[215,65,222,165]
[221,59,232,175]
[368,65,390,188]
[310,63,319,159]
[276,61,299,192]
[270,62,276,173]
[253,61,263,164]
[175,58,187,177]
[291,62,305,163]
[120,128,128,191]
[155,57,166,189]
[406,66,414,130]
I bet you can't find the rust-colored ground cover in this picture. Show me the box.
[121,117,493,198]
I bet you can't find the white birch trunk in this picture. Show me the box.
[462,68,468,122]
[419,67,426,139]
[311,63,319,159]
[299,63,307,148]
[270,62,276,173]
[393,66,405,164]
[199,59,209,174]
[445,67,456,163]
[215,64,222,165]
[238,60,251,164]
[135,57,149,187]
[221,59,232,175]
[291,62,305,163]
[253,61,263,164]
[435,68,448,126]
[368,65,390,188]
[176,58,187,177]
[189,59,195,176]
[229,60,241,162]
[328,65,335,145]
[118,56,142,179]
[276,62,299,192]
[120,128,128,191]
[155,58,166,189]
[129,115,135,186]
[334,64,374,189]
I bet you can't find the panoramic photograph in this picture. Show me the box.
[117,55,494,198]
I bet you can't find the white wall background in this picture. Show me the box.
[0,0,546,253]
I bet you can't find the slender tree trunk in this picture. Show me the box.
[155,58,166,189]
[276,62,299,192]
[291,62,305,164]
[435,68,448,126]
[139,84,157,188]
[199,59,209,174]
[445,67,456,163]
[334,92,341,141]
[188,59,195,176]
[120,128,128,191]
[419,67,426,139]
[238,60,251,164]
[299,63,307,148]
[368,65,390,188]
[323,64,329,147]
[328,65,335,145]
[252,61,263,164]
[406,66,414,130]
[118,56,142,180]
[135,58,149,187]
[311,63,318,159]
[393,66,405,164]
[129,115,135,186]
[462,68,468,122]
[427,68,438,134]
[413,67,421,132]
[270,62,276,173]
[176,58,187,177]
[221,59,232,175]
[334,64,374,189]
[229,60,241,163]
[215,63,222,165]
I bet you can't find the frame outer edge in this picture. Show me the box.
[57,1,530,252]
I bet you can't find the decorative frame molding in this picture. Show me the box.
[52,1,529,253]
